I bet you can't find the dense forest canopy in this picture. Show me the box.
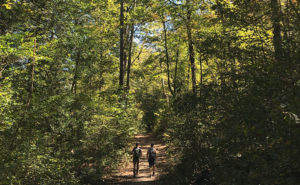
[0,0,299,184]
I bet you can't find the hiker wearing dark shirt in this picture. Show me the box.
[147,143,156,177]
[132,143,142,177]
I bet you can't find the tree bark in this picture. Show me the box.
[126,23,134,91]
[126,0,136,91]
[174,41,180,96]
[119,0,125,88]
[162,20,174,96]
[160,58,167,98]
[123,50,127,79]
[186,0,197,95]
[271,0,283,63]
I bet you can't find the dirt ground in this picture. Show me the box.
[106,134,169,185]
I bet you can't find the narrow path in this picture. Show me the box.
[106,134,168,185]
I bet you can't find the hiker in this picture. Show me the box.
[132,143,142,177]
[147,143,156,177]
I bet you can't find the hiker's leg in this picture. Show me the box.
[133,162,135,175]
[153,165,155,175]
[137,161,139,174]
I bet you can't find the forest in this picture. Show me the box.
[0,0,299,184]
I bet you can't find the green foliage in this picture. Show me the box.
[154,0,300,185]
[0,0,141,184]
[1,0,299,184]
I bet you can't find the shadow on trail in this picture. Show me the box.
[109,175,151,180]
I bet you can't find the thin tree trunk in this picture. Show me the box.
[199,54,204,98]
[123,25,131,81]
[271,0,283,63]
[186,0,196,95]
[126,0,136,91]
[174,41,180,96]
[283,0,291,61]
[187,63,190,88]
[199,55,203,85]
[119,0,125,88]
[160,58,167,98]
[126,23,135,91]
[124,51,127,79]
[162,20,174,96]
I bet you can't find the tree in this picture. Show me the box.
[185,0,197,95]
[119,0,125,88]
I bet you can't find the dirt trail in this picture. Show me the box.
[106,134,168,185]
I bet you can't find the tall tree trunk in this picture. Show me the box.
[123,51,127,79]
[283,1,291,61]
[162,20,174,96]
[187,63,190,88]
[126,23,134,91]
[123,24,131,81]
[174,41,180,96]
[119,0,125,88]
[160,58,167,98]
[199,54,203,97]
[186,0,197,95]
[271,0,283,63]
[126,0,136,91]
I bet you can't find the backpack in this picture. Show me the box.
[148,148,156,160]
[133,147,141,158]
